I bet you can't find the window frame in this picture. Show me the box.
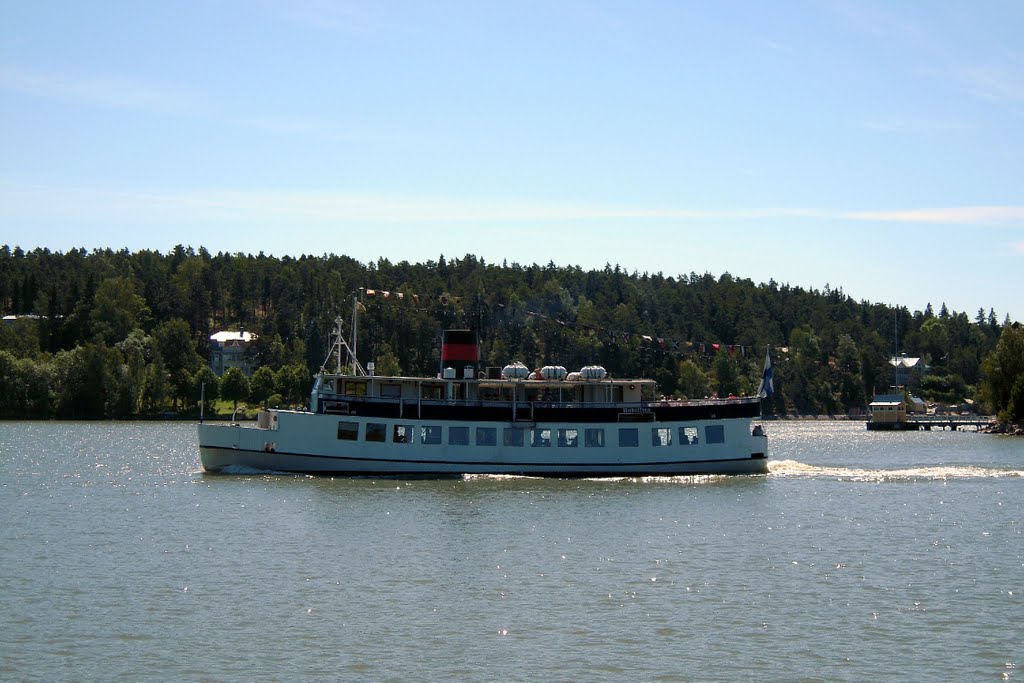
[449,426,470,446]
[420,425,442,445]
[531,428,552,447]
[476,427,497,447]
[503,427,525,447]
[366,422,387,442]
[705,425,725,444]
[652,427,672,447]
[337,421,359,441]
[393,424,414,444]
[557,428,579,447]
[679,426,699,445]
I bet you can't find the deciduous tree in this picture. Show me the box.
[981,325,1024,422]
[249,366,276,408]
[220,367,250,412]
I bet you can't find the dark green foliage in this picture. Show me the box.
[0,245,1010,418]
[154,318,202,410]
[248,366,276,408]
[920,374,966,405]
[220,368,250,412]
[91,276,150,345]
[712,350,742,398]
[677,359,710,399]
[191,366,219,415]
[835,334,864,407]
[372,341,403,377]
[275,363,311,407]
[980,324,1024,422]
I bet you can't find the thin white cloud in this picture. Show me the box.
[842,206,1024,224]
[259,0,384,33]
[0,65,201,113]
[952,63,1024,103]
[860,118,971,133]
[0,186,830,224]
[235,115,411,145]
[1011,241,1024,254]
[0,64,392,146]
[824,0,885,35]
[761,40,792,53]
[4,185,1024,229]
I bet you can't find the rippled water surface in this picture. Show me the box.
[1,420,1022,680]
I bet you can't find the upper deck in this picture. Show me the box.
[310,372,761,423]
[317,372,656,402]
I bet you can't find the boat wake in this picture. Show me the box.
[768,459,1024,481]
[462,473,733,485]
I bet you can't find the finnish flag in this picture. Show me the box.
[757,347,773,399]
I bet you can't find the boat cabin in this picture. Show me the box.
[312,372,656,413]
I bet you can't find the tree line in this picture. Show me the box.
[1,245,1021,421]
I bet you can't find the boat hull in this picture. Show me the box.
[198,445,767,476]
[198,410,768,477]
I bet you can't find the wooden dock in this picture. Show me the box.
[866,415,995,432]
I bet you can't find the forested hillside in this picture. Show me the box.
[0,245,1015,419]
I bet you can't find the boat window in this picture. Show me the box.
[366,423,386,442]
[557,428,578,447]
[449,426,470,446]
[420,425,442,444]
[503,428,525,447]
[476,427,497,446]
[343,382,367,397]
[479,387,502,402]
[531,428,552,447]
[380,383,402,398]
[584,428,605,447]
[393,424,413,444]
[618,428,639,447]
[705,425,725,444]
[679,426,699,445]
[337,421,359,441]
[421,384,442,400]
[652,427,672,447]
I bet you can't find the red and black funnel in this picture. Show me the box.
[441,330,479,378]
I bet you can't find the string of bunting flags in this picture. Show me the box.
[357,287,763,359]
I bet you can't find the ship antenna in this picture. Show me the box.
[335,315,344,374]
[351,290,360,375]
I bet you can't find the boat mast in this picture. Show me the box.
[320,298,365,377]
[335,315,344,373]
[893,309,899,389]
[351,292,359,376]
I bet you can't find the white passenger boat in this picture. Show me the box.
[198,321,769,477]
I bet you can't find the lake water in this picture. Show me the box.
[1,420,1021,681]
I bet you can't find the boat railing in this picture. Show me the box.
[319,394,758,412]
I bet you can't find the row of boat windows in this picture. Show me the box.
[336,422,725,447]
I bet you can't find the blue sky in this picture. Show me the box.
[2,1,1023,321]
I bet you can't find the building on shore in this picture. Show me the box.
[889,354,928,391]
[209,330,256,377]
[868,393,907,427]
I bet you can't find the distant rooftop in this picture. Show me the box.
[210,330,255,343]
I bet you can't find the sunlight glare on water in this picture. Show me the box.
[1,420,1021,680]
